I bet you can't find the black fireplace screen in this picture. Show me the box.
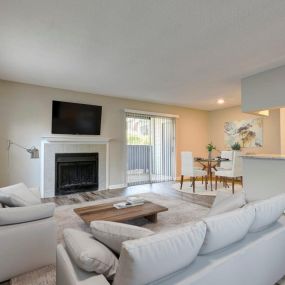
[55,153,98,195]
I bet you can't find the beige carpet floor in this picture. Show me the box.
[11,193,209,285]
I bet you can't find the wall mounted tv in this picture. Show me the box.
[52,101,102,135]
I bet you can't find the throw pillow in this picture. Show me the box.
[0,183,41,207]
[64,229,118,279]
[90,221,154,254]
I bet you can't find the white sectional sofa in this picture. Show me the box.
[57,193,285,285]
[154,218,285,285]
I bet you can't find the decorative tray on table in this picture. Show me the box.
[113,196,145,209]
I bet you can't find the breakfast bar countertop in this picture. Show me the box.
[241,154,285,160]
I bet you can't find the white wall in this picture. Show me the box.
[280,108,285,155]
[0,80,209,188]
[242,65,285,113]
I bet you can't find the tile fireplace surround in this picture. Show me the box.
[40,136,110,198]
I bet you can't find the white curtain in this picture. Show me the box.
[126,112,176,186]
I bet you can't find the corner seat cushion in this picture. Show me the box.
[248,193,285,233]
[199,206,255,255]
[113,221,206,285]
[90,221,154,254]
[0,183,41,207]
[64,229,118,280]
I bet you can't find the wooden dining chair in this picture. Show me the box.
[180,152,207,193]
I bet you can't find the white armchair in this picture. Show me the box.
[0,184,57,282]
[180,152,207,192]
[214,151,242,193]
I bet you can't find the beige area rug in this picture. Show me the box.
[11,193,209,285]
[11,265,55,285]
[173,181,243,196]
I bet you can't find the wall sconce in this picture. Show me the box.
[7,140,39,159]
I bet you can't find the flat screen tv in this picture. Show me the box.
[52,101,102,135]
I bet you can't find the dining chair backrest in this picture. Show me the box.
[232,151,242,177]
[220,150,233,170]
[181,152,195,176]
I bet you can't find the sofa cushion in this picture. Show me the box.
[208,190,246,217]
[248,193,285,233]
[199,206,255,255]
[148,216,285,285]
[113,221,206,285]
[0,202,55,225]
[64,229,118,279]
[90,221,154,254]
[0,183,41,207]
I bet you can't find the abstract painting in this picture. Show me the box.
[224,118,263,148]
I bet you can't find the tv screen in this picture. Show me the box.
[52,101,102,135]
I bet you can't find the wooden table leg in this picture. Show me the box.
[145,213,157,223]
[208,161,213,191]
[180,175,184,189]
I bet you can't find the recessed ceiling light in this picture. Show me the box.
[217,99,225,104]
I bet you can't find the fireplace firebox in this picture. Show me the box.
[55,153,98,195]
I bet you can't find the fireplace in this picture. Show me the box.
[55,153,99,195]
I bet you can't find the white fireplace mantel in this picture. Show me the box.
[41,135,112,144]
[40,135,111,198]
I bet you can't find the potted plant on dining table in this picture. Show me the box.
[206,143,216,160]
[231,142,241,151]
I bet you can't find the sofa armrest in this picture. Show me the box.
[56,244,110,285]
[0,217,56,282]
[0,202,55,226]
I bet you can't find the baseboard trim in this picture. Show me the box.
[109,184,127,190]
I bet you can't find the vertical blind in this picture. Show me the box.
[126,112,176,186]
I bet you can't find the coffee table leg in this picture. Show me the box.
[145,213,157,223]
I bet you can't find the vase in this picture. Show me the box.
[208,151,212,160]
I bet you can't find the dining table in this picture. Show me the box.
[195,157,228,191]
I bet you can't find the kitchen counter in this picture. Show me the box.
[242,154,285,202]
[241,154,285,160]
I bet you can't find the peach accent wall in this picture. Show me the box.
[208,106,281,155]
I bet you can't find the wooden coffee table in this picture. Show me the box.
[74,200,168,224]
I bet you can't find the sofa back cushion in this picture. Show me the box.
[113,221,206,285]
[199,207,255,255]
[208,190,246,217]
[0,183,41,207]
[90,221,154,254]
[248,193,285,233]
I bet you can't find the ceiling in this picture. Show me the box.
[1,0,285,110]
